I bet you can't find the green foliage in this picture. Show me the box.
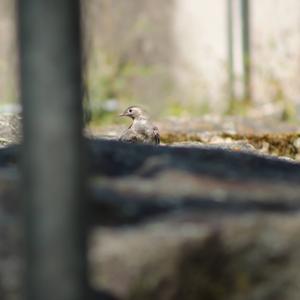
[225,98,250,116]
[267,75,296,122]
[85,50,173,124]
[86,50,158,104]
[164,100,211,118]
[85,46,298,125]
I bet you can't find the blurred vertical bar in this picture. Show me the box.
[17,1,86,300]
[241,0,252,103]
[227,0,235,109]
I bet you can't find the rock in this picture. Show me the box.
[94,118,300,159]
[170,141,256,152]
[90,213,300,300]
[0,114,21,146]
[1,139,300,299]
[88,140,300,181]
[87,140,300,227]
[293,137,300,149]
[86,139,300,299]
[169,141,205,147]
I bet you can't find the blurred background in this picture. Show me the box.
[2,2,300,300]
[1,0,300,122]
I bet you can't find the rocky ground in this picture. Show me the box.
[1,114,300,300]
[90,115,300,160]
[88,117,300,300]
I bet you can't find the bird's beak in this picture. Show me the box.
[119,112,125,117]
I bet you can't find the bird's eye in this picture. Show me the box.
[128,109,132,113]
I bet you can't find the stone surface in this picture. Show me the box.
[90,117,300,159]
[86,139,300,300]
[1,134,300,299]
[0,114,21,146]
[90,213,300,300]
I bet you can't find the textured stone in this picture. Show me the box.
[90,213,300,300]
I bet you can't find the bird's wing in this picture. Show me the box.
[119,128,142,143]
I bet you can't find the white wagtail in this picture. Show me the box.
[119,106,160,145]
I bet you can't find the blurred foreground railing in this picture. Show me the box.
[241,0,252,103]
[17,1,87,300]
[227,0,252,107]
[226,0,235,108]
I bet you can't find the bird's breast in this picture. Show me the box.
[132,119,147,132]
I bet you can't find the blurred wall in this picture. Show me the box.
[83,0,177,114]
[172,0,227,111]
[83,0,300,115]
[1,0,300,116]
[0,0,17,104]
[252,0,300,113]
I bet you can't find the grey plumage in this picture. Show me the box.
[119,106,160,145]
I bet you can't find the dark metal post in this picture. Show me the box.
[17,1,86,300]
[241,0,252,103]
[227,0,235,109]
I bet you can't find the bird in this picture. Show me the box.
[119,106,160,145]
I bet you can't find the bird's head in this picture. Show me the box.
[119,106,147,120]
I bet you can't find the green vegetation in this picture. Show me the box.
[83,47,298,126]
